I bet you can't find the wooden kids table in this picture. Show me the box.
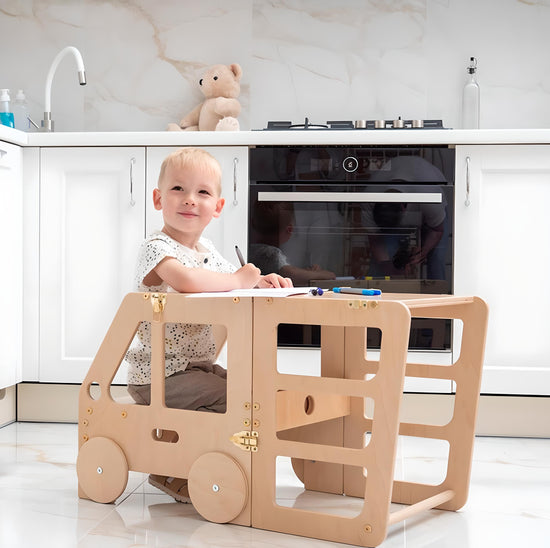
[77,291,488,547]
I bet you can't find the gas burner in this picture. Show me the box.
[266,118,328,130]
[262,118,447,130]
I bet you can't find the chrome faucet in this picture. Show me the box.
[42,46,87,132]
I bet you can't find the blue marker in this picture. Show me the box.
[333,287,381,296]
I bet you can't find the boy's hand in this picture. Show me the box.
[235,263,262,288]
[257,273,293,288]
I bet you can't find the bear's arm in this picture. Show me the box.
[213,97,241,118]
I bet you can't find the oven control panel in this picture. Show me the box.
[249,145,455,184]
[343,156,359,173]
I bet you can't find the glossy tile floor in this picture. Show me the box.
[0,422,548,547]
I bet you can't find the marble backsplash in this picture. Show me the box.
[1,0,549,132]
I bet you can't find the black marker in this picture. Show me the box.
[235,245,245,267]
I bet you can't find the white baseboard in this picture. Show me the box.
[16,383,129,423]
[14,383,550,438]
[402,393,550,438]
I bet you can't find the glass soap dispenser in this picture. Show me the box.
[13,89,30,131]
[462,57,480,129]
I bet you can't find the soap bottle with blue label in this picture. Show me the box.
[0,89,15,128]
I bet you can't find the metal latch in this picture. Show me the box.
[230,430,258,452]
[151,293,166,321]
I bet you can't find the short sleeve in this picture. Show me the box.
[134,232,237,291]
[135,237,176,288]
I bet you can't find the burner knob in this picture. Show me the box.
[393,117,404,128]
[343,156,359,173]
[412,119,424,128]
[374,119,385,129]
[354,120,366,129]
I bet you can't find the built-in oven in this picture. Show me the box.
[248,145,455,351]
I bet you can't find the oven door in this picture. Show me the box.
[248,183,454,351]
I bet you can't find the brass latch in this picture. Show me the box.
[151,293,166,321]
[230,430,259,452]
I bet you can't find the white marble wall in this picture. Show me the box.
[1,0,549,132]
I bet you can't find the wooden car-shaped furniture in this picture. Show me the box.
[77,291,488,547]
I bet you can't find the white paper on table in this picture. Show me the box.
[186,287,312,298]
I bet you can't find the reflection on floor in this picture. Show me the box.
[0,422,548,547]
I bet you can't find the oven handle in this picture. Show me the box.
[258,191,443,203]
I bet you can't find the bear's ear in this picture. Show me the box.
[229,63,242,81]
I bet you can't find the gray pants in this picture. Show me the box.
[128,362,227,413]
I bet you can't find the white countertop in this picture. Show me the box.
[3,125,550,147]
[0,125,27,146]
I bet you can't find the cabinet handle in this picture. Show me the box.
[465,156,471,207]
[233,157,238,206]
[129,157,136,207]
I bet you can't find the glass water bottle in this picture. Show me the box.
[462,57,480,129]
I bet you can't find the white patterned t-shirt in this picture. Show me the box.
[125,231,237,385]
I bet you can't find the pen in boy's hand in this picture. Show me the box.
[235,245,245,267]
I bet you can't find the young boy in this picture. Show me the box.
[125,147,291,502]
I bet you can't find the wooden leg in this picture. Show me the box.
[252,297,411,547]
[390,297,489,513]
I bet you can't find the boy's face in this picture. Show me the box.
[153,162,225,246]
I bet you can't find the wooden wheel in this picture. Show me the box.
[77,437,128,503]
[188,452,248,523]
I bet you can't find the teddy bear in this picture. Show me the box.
[167,63,242,131]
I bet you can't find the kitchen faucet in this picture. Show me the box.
[41,46,87,131]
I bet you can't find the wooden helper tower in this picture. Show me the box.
[77,292,488,547]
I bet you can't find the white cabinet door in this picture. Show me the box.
[40,147,145,383]
[146,146,249,262]
[455,145,550,395]
[0,141,22,389]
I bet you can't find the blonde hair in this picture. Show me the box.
[158,147,222,194]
